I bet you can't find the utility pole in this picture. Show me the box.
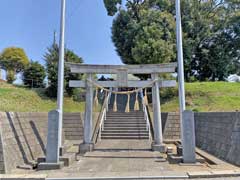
[175,0,186,150]
[57,0,66,149]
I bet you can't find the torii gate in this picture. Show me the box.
[68,63,177,153]
[39,62,196,170]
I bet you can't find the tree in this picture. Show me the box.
[0,47,29,83]
[44,43,83,98]
[23,61,46,88]
[178,0,237,81]
[104,0,240,81]
[105,0,176,67]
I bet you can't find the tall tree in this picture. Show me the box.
[105,0,176,67]
[104,0,240,81]
[44,43,83,98]
[0,47,29,83]
[179,0,240,81]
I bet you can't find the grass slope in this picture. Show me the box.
[0,82,239,112]
[0,82,85,112]
[161,82,240,112]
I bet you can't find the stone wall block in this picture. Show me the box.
[0,111,84,173]
[195,112,240,166]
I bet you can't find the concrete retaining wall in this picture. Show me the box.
[0,111,101,173]
[162,112,181,140]
[195,112,240,166]
[0,112,48,173]
[0,126,5,174]
[149,112,181,140]
[151,111,240,166]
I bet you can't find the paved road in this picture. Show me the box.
[43,140,239,179]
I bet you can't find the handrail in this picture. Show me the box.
[145,105,154,140]
[140,90,152,141]
[91,91,111,143]
[98,91,111,141]
[98,108,106,140]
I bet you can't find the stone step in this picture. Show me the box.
[101,130,148,133]
[101,136,149,139]
[107,111,143,116]
[107,113,144,116]
[106,117,145,119]
[106,117,145,121]
[104,122,146,124]
[102,127,147,130]
[103,125,147,128]
[107,112,144,114]
[106,120,145,122]
[103,124,147,127]
[106,118,144,120]
[104,121,146,124]
[101,132,148,136]
[106,117,144,119]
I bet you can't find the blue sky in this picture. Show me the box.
[0,0,122,68]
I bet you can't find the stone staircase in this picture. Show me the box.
[101,111,149,140]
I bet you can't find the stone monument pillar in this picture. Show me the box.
[182,110,196,163]
[38,110,64,170]
[151,73,166,152]
[79,73,94,153]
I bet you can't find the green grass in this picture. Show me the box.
[160,82,240,112]
[0,81,240,112]
[0,82,85,112]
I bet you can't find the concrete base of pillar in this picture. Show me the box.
[152,143,166,153]
[79,143,94,154]
[37,154,75,167]
[37,162,64,170]
[167,153,205,164]
[167,153,182,164]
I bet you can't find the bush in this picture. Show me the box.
[23,61,46,88]
[160,87,178,103]
[72,88,85,102]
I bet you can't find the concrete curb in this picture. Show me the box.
[0,174,47,180]
[187,170,240,179]
[47,175,189,180]
[1,170,240,180]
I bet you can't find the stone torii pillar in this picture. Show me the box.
[151,73,166,152]
[79,73,94,154]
